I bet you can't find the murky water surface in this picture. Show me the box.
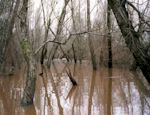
[0,61,150,115]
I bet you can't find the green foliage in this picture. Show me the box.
[20,38,31,56]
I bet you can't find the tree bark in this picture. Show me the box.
[0,0,12,64]
[21,56,36,106]
[0,0,20,72]
[108,0,150,84]
[20,0,37,106]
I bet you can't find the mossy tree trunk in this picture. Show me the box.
[20,38,36,106]
[19,0,37,106]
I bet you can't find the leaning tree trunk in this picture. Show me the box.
[19,0,37,106]
[21,51,36,106]
[108,0,150,84]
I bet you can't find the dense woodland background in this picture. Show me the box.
[0,0,150,106]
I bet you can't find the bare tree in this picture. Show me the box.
[40,0,55,74]
[71,0,83,63]
[47,0,70,67]
[108,0,150,84]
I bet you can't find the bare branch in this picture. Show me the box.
[127,1,150,29]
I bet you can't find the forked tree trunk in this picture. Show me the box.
[108,0,150,84]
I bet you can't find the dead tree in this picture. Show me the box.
[40,0,54,74]
[108,0,150,84]
[47,0,70,67]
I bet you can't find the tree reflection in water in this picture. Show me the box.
[0,61,150,115]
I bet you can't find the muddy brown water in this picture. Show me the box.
[0,61,150,115]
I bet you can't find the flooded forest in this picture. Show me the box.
[0,0,150,115]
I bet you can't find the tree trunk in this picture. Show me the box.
[87,0,97,70]
[0,0,12,65]
[106,4,113,115]
[21,55,36,106]
[108,0,150,84]
[71,0,82,63]
[19,0,37,106]
[72,44,77,63]
[107,4,112,68]
[0,0,20,72]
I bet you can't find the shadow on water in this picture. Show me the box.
[0,61,150,115]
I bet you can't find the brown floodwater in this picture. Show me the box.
[0,61,150,115]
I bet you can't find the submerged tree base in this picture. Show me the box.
[21,72,36,106]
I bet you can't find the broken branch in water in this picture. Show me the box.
[66,69,77,86]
